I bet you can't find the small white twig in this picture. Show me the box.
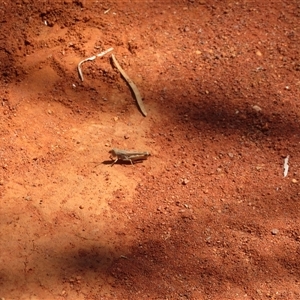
[77,47,114,81]
[77,56,96,81]
[96,47,114,58]
[120,255,129,259]
[283,155,289,177]
[104,8,111,14]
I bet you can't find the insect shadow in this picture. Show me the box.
[93,160,144,167]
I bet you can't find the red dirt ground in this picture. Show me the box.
[1,1,300,299]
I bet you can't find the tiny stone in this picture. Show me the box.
[256,50,262,56]
[182,178,189,185]
[292,178,298,183]
[271,228,279,235]
[253,105,262,112]
[124,134,130,139]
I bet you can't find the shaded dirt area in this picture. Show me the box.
[1,0,300,299]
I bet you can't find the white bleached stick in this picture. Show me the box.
[78,47,114,81]
[283,155,289,177]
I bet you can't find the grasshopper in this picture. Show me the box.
[109,148,150,166]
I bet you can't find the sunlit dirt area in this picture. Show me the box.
[1,1,300,299]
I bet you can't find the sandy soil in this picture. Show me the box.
[1,1,300,299]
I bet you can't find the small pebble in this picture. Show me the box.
[271,228,279,235]
[182,178,189,185]
[253,105,262,112]
[256,50,262,56]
